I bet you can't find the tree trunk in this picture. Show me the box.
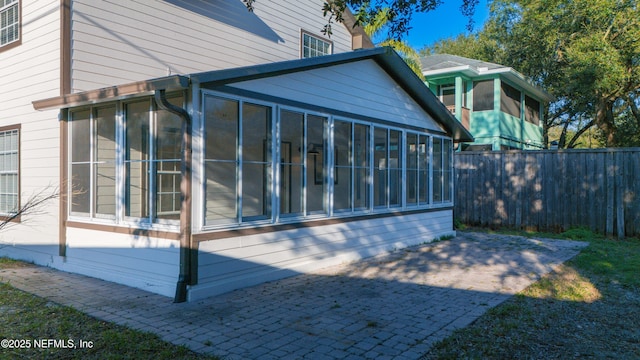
[595,97,616,146]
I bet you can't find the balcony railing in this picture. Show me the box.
[446,105,470,130]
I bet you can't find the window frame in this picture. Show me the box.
[472,79,495,112]
[300,30,333,58]
[500,81,522,118]
[199,91,455,231]
[0,0,21,52]
[0,124,20,221]
[525,95,541,126]
[439,84,456,108]
[66,93,185,229]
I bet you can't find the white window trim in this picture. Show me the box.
[187,90,455,232]
[66,95,185,232]
[300,30,333,58]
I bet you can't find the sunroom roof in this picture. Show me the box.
[33,47,473,142]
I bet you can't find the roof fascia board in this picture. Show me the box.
[425,66,552,102]
[33,76,190,110]
[192,47,386,85]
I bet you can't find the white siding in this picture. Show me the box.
[190,210,454,300]
[229,60,446,131]
[70,0,354,91]
[61,228,180,297]
[0,0,62,263]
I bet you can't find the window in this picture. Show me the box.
[501,82,521,118]
[68,94,184,224]
[406,133,430,207]
[525,95,541,125]
[70,107,116,218]
[473,80,494,111]
[198,93,456,229]
[203,95,273,225]
[439,85,455,107]
[334,121,370,213]
[301,32,332,58]
[0,0,20,49]
[0,126,19,216]
[432,138,452,203]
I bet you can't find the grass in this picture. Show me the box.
[0,258,218,360]
[424,227,640,359]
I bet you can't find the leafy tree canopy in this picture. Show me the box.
[422,0,640,148]
[243,0,480,40]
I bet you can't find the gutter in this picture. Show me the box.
[154,89,193,303]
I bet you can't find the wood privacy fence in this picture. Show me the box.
[454,148,640,238]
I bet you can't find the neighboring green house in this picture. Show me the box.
[421,54,552,150]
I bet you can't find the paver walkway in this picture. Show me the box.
[0,232,588,359]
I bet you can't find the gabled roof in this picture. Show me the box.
[34,47,473,142]
[421,54,553,102]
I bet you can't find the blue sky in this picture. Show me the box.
[402,0,490,50]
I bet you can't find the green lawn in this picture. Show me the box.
[424,228,640,359]
[0,258,217,360]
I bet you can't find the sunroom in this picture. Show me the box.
[34,47,473,301]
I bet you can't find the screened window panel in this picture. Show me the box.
[71,163,91,214]
[443,139,452,202]
[95,163,116,216]
[204,95,239,223]
[280,110,304,215]
[433,138,443,203]
[418,135,429,204]
[205,96,238,161]
[94,106,116,217]
[71,110,91,163]
[70,110,90,214]
[473,80,494,111]
[501,82,521,118]
[525,95,541,125]
[242,103,271,220]
[389,130,402,207]
[125,100,150,218]
[406,133,418,206]
[353,124,369,210]
[306,114,327,214]
[205,161,237,222]
[374,128,387,207]
[333,121,352,211]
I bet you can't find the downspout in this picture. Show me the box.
[154,89,193,303]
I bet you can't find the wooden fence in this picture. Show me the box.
[454,148,640,238]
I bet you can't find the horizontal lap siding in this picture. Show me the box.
[0,0,61,261]
[62,228,180,297]
[229,60,444,131]
[70,0,354,91]
[190,210,454,300]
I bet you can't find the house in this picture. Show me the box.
[1,0,472,302]
[421,54,552,151]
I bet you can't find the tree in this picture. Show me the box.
[242,0,480,40]
[422,0,640,148]
[0,186,60,233]
[363,8,423,77]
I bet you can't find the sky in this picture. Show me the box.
[401,0,491,50]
